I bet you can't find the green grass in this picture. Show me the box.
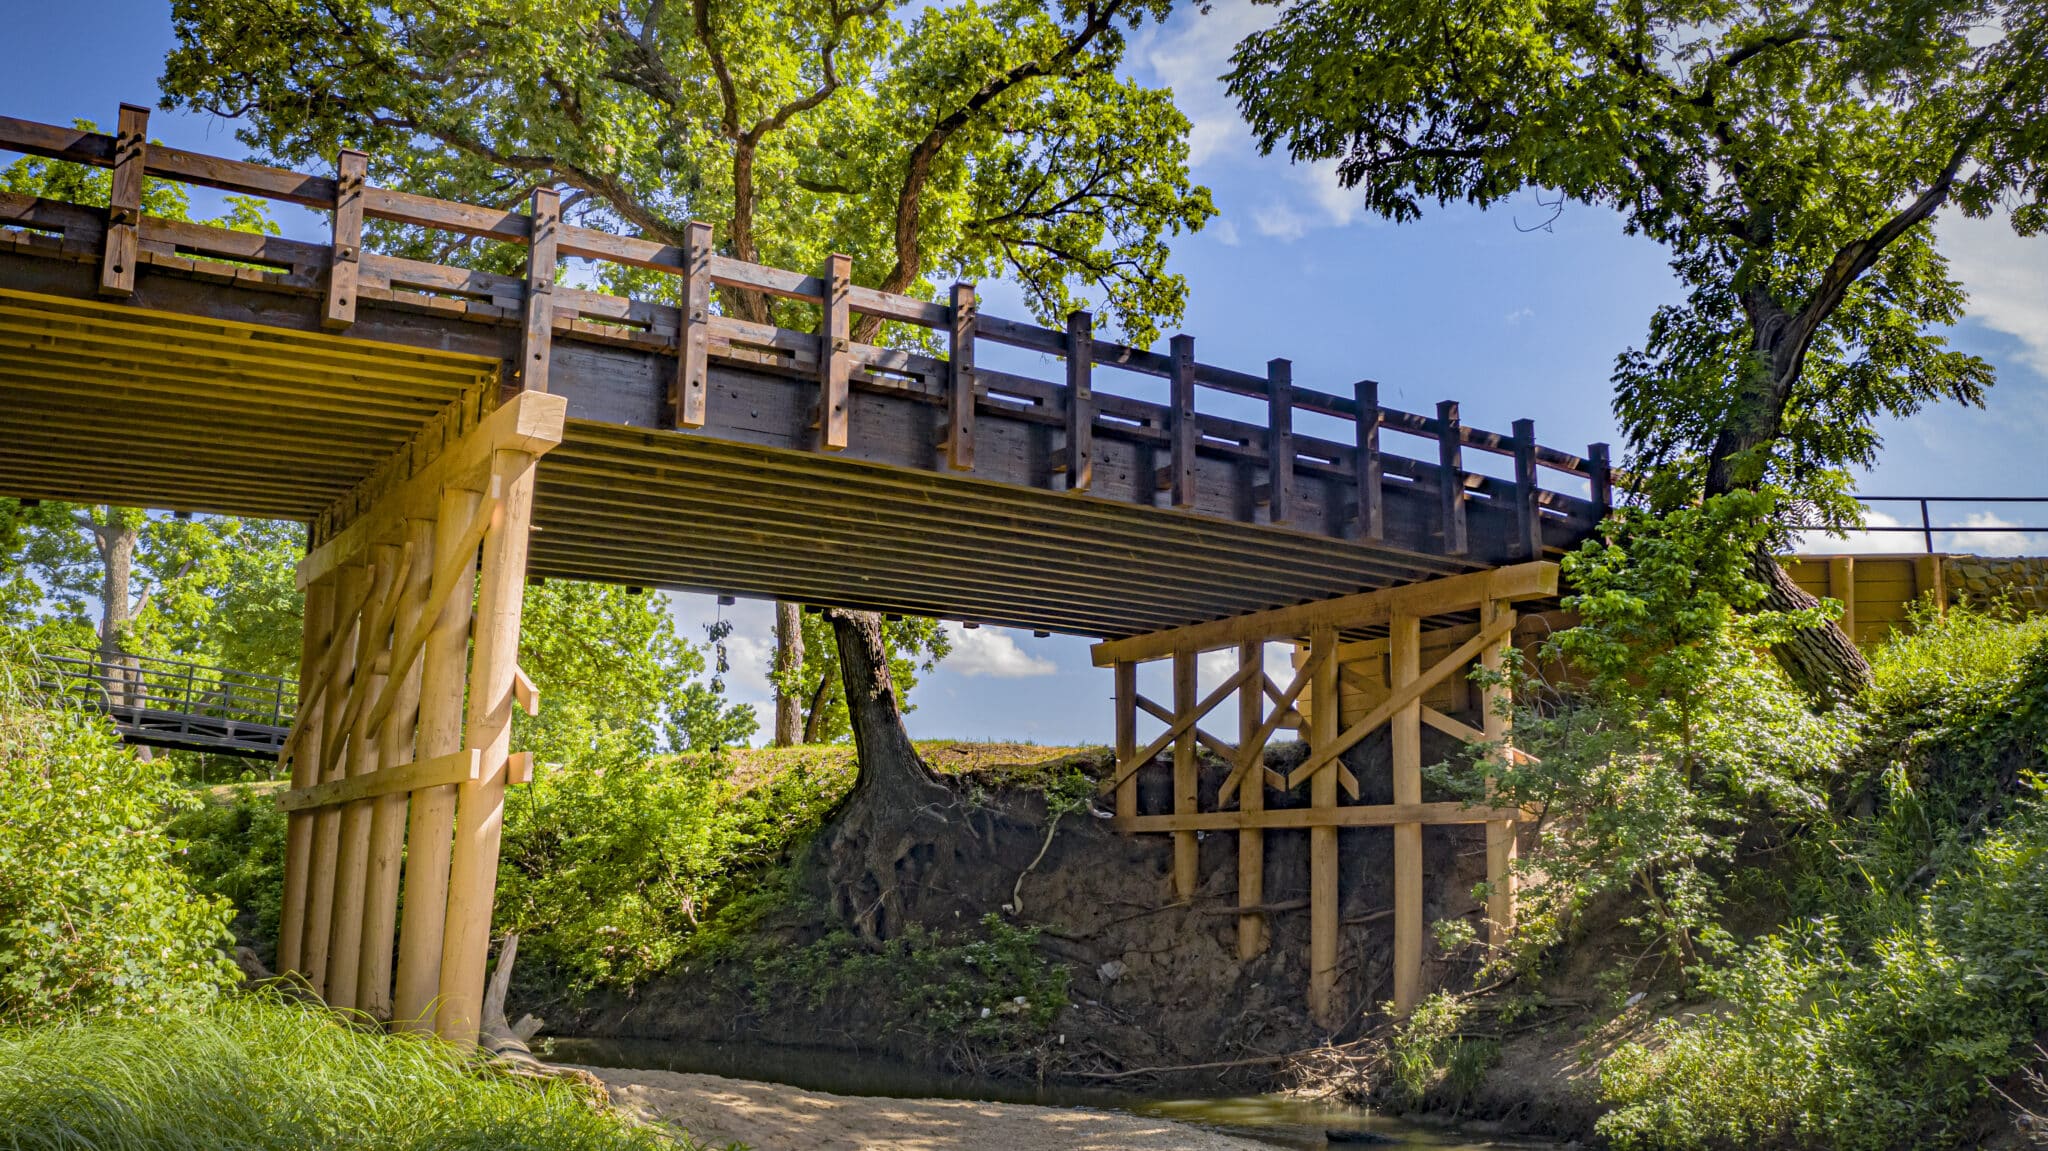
[0,993,707,1150]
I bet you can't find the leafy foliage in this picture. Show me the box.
[770,610,950,744]
[0,992,701,1150]
[1227,0,2045,517]
[167,788,289,964]
[516,582,756,765]
[0,645,239,1023]
[1462,495,1854,971]
[160,0,1214,344]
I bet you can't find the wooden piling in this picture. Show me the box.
[1390,611,1423,1014]
[326,544,399,1008]
[1172,648,1199,899]
[1308,624,1340,1025]
[301,562,366,999]
[1236,639,1268,961]
[1480,597,1518,948]
[277,577,335,978]
[358,516,434,1018]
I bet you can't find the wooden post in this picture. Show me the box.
[326,544,400,1008]
[1390,611,1423,1015]
[1914,553,1946,617]
[324,150,367,329]
[1436,401,1466,556]
[302,563,366,998]
[945,282,976,470]
[1354,380,1383,541]
[99,104,147,297]
[1169,335,1198,507]
[671,220,712,429]
[1587,442,1612,517]
[1114,661,1137,822]
[1828,556,1856,640]
[1511,418,1541,559]
[516,187,559,394]
[359,516,434,1019]
[392,486,482,1033]
[1171,649,1199,899]
[1267,359,1294,524]
[1308,624,1340,1025]
[436,451,540,1047]
[1480,598,1517,948]
[1064,310,1094,491]
[1236,639,1268,961]
[818,253,851,450]
[277,576,335,977]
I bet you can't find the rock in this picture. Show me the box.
[1098,960,1126,984]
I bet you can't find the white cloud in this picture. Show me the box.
[1139,0,1274,170]
[1212,217,1241,247]
[940,624,1058,678]
[1941,209,2048,375]
[1252,201,1308,241]
[1505,307,1535,325]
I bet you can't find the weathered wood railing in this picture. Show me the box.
[0,106,1615,557]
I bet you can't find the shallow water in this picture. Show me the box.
[546,1036,1550,1149]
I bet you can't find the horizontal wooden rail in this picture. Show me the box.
[1115,800,1531,833]
[1,108,1614,547]
[276,748,482,813]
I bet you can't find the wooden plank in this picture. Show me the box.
[516,188,560,393]
[393,485,482,1034]
[276,748,482,812]
[1114,661,1137,822]
[1289,613,1516,786]
[1437,400,1467,555]
[436,447,542,1048]
[365,187,527,244]
[323,150,367,329]
[1267,359,1293,524]
[1828,556,1856,638]
[511,663,539,716]
[945,282,976,470]
[1480,598,1517,948]
[671,221,711,429]
[1092,562,1557,667]
[1915,554,1946,615]
[298,390,565,589]
[1588,442,1612,516]
[1512,418,1541,558]
[99,104,147,297]
[359,515,433,1019]
[818,253,851,450]
[1236,639,1268,961]
[1355,380,1383,541]
[363,492,504,740]
[1172,650,1199,899]
[1421,705,1538,765]
[277,577,335,978]
[1064,310,1093,490]
[1117,800,1527,832]
[1220,642,1328,805]
[1391,611,1423,1015]
[301,563,365,999]
[1099,657,1261,793]
[1308,624,1340,1026]
[1169,335,1197,507]
[325,542,402,1009]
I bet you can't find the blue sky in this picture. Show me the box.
[5,1,2044,746]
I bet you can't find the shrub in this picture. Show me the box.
[167,786,288,960]
[0,648,238,1022]
[0,992,703,1149]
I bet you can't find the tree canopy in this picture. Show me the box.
[161,0,1215,343]
[1228,0,2047,525]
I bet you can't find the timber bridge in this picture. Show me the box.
[0,106,1612,1048]
[40,648,294,758]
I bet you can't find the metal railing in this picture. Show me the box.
[41,648,295,758]
[1850,497,2048,553]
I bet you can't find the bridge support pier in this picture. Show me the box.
[1092,563,1555,1027]
[275,387,564,1049]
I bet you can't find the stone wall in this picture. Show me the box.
[1942,555,2048,612]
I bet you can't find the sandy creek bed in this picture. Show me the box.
[586,1065,1281,1151]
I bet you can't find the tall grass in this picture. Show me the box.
[0,993,702,1150]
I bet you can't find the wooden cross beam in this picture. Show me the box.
[1287,612,1517,788]
[1099,657,1262,794]
[277,749,483,813]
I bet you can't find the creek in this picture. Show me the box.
[546,1036,1553,1150]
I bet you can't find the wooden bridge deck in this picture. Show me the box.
[0,109,1612,638]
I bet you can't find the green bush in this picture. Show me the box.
[496,748,851,989]
[0,992,703,1149]
[0,651,238,1022]
[168,786,288,958]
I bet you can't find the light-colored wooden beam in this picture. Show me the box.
[276,749,482,813]
[1115,800,1528,833]
[1236,639,1268,962]
[1421,705,1539,765]
[1099,657,1261,794]
[298,389,565,590]
[1308,624,1340,1027]
[359,515,434,1020]
[1481,598,1518,949]
[1172,651,1199,899]
[1221,643,1328,805]
[1391,612,1423,1016]
[277,577,335,979]
[1090,561,1557,667]
[511,663,539,717]
[1113,661,1137,822]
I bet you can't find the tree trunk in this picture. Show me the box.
[772,600,804,746]
[1752,549,1873,704]
[87,511,140,710]
[801,672,834,744]
[816,607,956,945]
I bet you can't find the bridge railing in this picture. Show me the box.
[1,107,1615,556]
[42,648,294,731]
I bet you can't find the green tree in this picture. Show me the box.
[516,580,755,764]
[1227,0,2048,698]
[769,609,950,744]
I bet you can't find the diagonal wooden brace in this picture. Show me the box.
[1099,657,1261,794]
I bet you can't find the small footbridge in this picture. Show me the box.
[0,104,1612,1047]
[39,648,293,758]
